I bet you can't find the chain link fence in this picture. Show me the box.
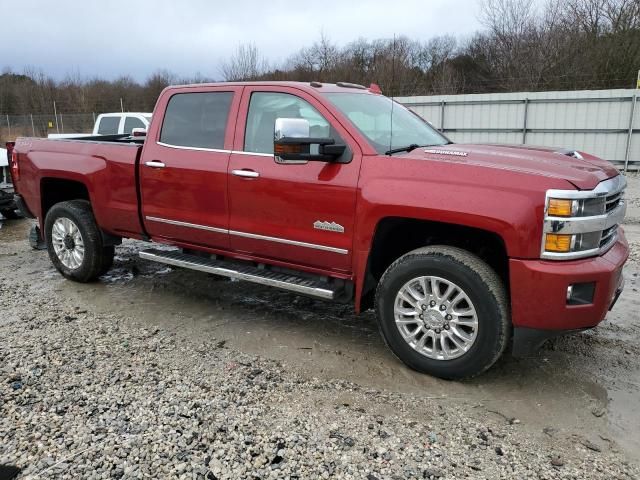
[0,113,99,143]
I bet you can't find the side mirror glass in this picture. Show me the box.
[274,117,346,164]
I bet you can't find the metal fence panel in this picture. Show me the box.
[398,89,638,171]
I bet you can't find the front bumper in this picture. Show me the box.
[510,228,628,333]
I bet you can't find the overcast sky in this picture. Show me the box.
[2,0,484,82]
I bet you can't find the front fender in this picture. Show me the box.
[351,156,574,312]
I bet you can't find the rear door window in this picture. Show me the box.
[124,116,146,134]
[160,92,233,149]
[97,117,120,135]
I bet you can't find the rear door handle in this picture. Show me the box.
[232,169,259,178]
[145,161,166,168]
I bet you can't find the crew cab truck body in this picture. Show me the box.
[11,81,628,379]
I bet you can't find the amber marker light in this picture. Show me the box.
[547,198,574,217]
[545,233,573,253]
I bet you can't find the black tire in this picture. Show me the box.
[44,200,114,282]
[98,246,115,276]
[375,246,510,380]
[1,208,19,219]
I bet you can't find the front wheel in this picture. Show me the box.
[375,246,509,380]
[44,200,114,282]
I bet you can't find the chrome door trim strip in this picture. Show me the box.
[145,216,228,234]
[144,216,348,255]
[155,142,275,158]
[231,150,274,158]
[156,141,231,154]
[228,229,348,255]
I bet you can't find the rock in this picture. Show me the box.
[422,468,444,478]
[551,456,565,467]
[581,439,602,452]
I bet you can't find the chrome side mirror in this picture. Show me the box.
[274,118,310,164]
[273,117,345,164]
[274,118,310,140]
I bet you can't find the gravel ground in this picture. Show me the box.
[0,174,639,479]
[1,283,638,480]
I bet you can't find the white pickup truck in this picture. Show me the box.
[1,145,18,218]
[48,112,152,139]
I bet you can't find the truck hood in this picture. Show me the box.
[401,144,619,190]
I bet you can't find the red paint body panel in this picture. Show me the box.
[11,81,629,334]
[228,85,362,272]
[510,230,628,330]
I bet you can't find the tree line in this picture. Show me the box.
[1,0,638,116]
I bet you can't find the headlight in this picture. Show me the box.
[541,177,626,260]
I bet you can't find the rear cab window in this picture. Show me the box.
[160,92,233,149]
[124,116,146,134]
[97,116,120,135]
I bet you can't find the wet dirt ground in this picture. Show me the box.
[1,176,639,466]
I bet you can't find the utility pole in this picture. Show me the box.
[53,101,60,134]
[120,98,124,113]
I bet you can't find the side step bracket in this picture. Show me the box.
[139,248,339,300]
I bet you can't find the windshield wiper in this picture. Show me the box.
[385,144,421,155]
[385,141,455,155]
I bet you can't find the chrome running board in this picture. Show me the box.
[139,248,338,300]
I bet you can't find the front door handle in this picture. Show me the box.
[145,160,166,168]
[232,169,260,178]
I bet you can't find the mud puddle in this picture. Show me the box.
[2,218,639,461]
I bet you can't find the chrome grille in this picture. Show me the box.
[599,225,618,248]
[542,175,627,260]
[605,191,623,213]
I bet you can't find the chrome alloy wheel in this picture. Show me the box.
[394,276,479,360]
[51,217,85,270]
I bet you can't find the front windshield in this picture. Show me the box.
[323,92,449,154]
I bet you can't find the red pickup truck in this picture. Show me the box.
[10,81,628,379]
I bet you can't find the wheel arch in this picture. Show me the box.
[356,216,510,312]
[40,177,91,223]
[39,177,121,246]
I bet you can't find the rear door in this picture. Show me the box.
[140,86,241,249]
[227,86,361,273]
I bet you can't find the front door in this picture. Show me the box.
[140,86,241,249]
[227,87,361,273]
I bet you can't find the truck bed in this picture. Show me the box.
[14,136,145,238]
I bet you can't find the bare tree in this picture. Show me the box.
[220,43,268,81]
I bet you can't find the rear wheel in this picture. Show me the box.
[44,200,115,282]
[375,246,509,380]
